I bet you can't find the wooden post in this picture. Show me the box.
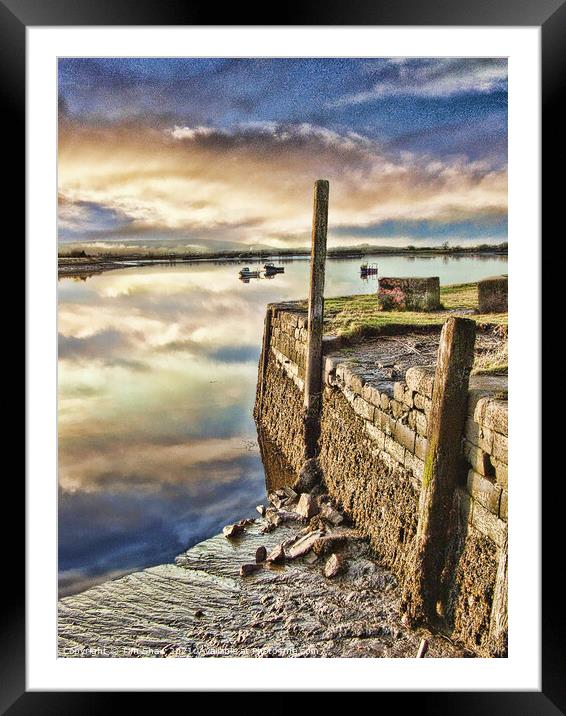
[303,179,329,458]
[407,316,476,623]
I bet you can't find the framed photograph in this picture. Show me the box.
[13,0,555,708]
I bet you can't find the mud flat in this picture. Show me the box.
[58,516,467,658]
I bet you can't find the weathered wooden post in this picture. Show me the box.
[406,316,476,623]
[303,179,329,458]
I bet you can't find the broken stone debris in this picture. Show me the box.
[223,518,255,539]
[320,503,345,526]
[223,523,244,539]
[240,563,262,577]
[266,543,285,564]
[284,529,325,559]
[296,492,319,519]
[324,553,345,578]
[256,546,267,563]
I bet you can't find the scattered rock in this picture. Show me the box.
[312,535,347,556]
[320,503,345,526]
[194,609,205,617]
[265,509,282,527]
[303,551,319,564]
[256,505,266,516]
[240,563,262,577]
[223,523,245,539]
[285,529,325,560]
[293,458,322,493]
[256,546,267,563]
[296,493,319,519]
[266,543,285,564]
[268,492,285,509]
[277,510,304,523]
[324,553,345,578]
[282,486,298,500]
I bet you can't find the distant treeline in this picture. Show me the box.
[59,242,508,262]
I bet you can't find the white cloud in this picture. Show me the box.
[332,59,508,107]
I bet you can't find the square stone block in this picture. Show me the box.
[478,275,508,313]
[378,277,440,311]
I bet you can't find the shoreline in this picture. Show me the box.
[58,248,508,279]
[58,507,469,658]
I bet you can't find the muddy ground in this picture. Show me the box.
[58,506,471,658]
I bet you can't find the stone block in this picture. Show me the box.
[463,440,494,477]
[378,276,441,311]
[484,400,508,437]
[324,356,338,384]
[478,275,508,313]
[342,386,357,407]
[492,432,508,464]
[390,399,406,419]
[380,393,390,411]
[499,490,508,521]
[394,421,416,453]
[415,434,428,461]
[415,411,428,437]
[467,470,502,514]
[470,500,507,547]
[384,435,405,465]
[402,387,414,408]
[464,418,494,454]
[405,366,435,398]
[393,381,406,402]
[374,409,396,436]
[353,396,375,422]
[471,396,491,424]
[490,458,508,488]
[365,422,386,449]
[405,451,424,480]
[362,383,381,407]
[408,410,417,430]
[344,368,365,395]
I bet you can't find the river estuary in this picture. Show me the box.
[58,254,507,596]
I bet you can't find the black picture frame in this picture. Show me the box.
[11,0,555,709]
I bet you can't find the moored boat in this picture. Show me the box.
[264,263,285,275]
[360,262,378,276]
[239,266,261,278]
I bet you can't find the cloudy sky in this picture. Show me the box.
[58,58,508,249]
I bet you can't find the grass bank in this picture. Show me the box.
[320,282,507,375]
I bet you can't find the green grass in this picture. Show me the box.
[321,282,507,340]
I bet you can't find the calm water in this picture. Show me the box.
[58,254,507,596]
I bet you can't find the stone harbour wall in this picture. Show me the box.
[255,306,508,656]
